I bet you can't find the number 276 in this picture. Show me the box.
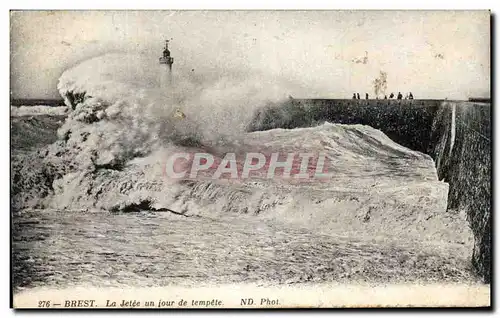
[38,301,50,308]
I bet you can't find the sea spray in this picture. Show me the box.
[57,52,300,147]
[26,52,306,210]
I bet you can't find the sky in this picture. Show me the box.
[10,10,490,99]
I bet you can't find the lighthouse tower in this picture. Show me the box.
[159,39,174,84]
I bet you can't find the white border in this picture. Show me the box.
[2,1,498,317]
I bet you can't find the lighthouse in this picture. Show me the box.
[159,39,174,84]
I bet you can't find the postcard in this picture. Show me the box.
[10,10,491,308]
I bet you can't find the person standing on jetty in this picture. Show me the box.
[353,93,357,99]
[409,92,414,99]
[397,92,403,100]
[365,93,369,99]
[357,93,360,99]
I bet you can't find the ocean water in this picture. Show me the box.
[12,209,475,290]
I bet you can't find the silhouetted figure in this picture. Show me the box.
[353,93,357,99]
[389,93,394,99]
[384,95,388,99]
[356,93,360,99]
[365,93,369,99]
[409,92,414,100]
[397,92,403,100]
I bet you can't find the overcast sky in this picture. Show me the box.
[10,10,490,99]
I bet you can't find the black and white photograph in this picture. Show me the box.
[10,10,491,308]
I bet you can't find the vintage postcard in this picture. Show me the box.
[10,10,491,308]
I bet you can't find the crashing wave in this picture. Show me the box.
[11,52,473,246]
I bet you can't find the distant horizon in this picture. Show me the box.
[10,97,66,106]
